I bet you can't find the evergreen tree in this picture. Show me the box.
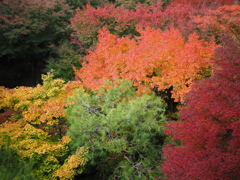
[66,80,167,179]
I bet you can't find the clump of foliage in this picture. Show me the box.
[171,0,235,7]
[115,0,159,9]
[74,27,216,102]
[0,0,73,87]
[0,138,38,180]
[194,4,240,44]
[66,79,167,179]
[70,4,140,50]
[55,146,88,179]
[0,73,86,179]
[66,0,108,9]
[160,35,240,179]
[69,0,236,55]
[156,0,237,38]
[45,41,82,82]
[0,123,71,179]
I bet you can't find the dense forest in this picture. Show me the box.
[0,0,239,179]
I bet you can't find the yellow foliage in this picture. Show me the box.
[61,135,71,144]
[23,81,82,127]
[0,121,72,179]
[55,147,88,180]
[1,73,83,132]
[0,122,68,157]
[0,73,65,111]
[0,73,85,179]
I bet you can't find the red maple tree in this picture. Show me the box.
[160,35,240,179]
[194,4,240,44]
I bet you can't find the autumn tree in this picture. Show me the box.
[69,1,206,53]
[66,79,167,179]
[74,27,216,102]
[0,73,86,179]
[155,0,236,38]
[171,0,236,7]
[160,35,240,179]
[66,0,108,9]
[194,4,240,44]
[0,0,73,87]
[114,0,160,9]
[70,4,139,51]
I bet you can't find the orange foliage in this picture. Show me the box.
[74,27,217,101]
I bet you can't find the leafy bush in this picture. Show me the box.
[66,80,167,179]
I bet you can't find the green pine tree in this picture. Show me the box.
[66,80,167,179]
